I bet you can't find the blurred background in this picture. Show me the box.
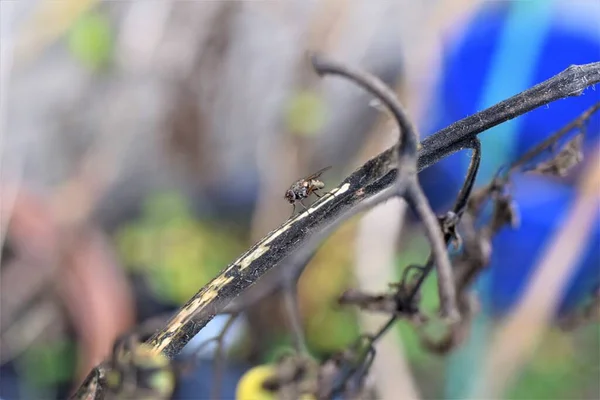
[0,1,598,399]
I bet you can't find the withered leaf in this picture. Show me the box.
[528,133,584,177]
[489,192,520,233]
[439,211,462,250]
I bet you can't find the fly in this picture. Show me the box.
[284,166,332,216]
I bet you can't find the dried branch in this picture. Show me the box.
[418,64,600,170]
[419,98,597,354]
[142,60,599,360]
[310,53,458,320]
[73,58,600,398]
[282,280,308,355]
[350,95,596,355]
[405,182,459,320]
[404,139,482,307]
[347,141,482,356]
[222,247,318,314]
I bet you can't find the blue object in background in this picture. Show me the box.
[490,174,600,315]
[419,0,600,318]
[0,364,21,400]
[173,360,249,400]
[416,0,600,398]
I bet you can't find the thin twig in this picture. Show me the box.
[405,182,459,320]
[453,139,482,216]
[352,195,418,399]
[282,281,308,354]
[370,316,398,344]
[310,53,418,164]
[210,313,239,400]
[405,139,482,306]
[367,140,481,344]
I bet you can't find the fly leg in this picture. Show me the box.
[299,200,310,214]
[289,203,297,219]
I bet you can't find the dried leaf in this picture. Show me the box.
[528,134,584,177]
[262,354,318,399]
[453,213,492,293]
[489,192,520,233]
[439,211,462,250]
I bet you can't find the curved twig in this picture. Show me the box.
[310,53,418,164]
[405,182,459,320]
[210,313,239,400]
[282,280,308,354]
[311,53,458,320]
[453,139,482,216]
[404,139,482,306]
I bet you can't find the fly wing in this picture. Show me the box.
[304,166,332,181]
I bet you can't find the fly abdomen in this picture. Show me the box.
[311,180,325,190]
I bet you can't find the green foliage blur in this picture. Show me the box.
[286,90,328,137]
[393,228,600,400]
[508,324,600,399]
[19,339,77,394]
[114,192,245,305]
[67,10,113,70]
[298,219,362,357]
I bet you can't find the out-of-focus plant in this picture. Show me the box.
[114,192,245,305]
[236,362,317,400]
[285,90,328,137]
[507,326,598,399]
[19,339,77,393]
[14,0,98,64]
[298,218,361,355]
[255,218,362,364]
[67,11,113,71]
[235,364,279,400]
[393,234,440,363]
